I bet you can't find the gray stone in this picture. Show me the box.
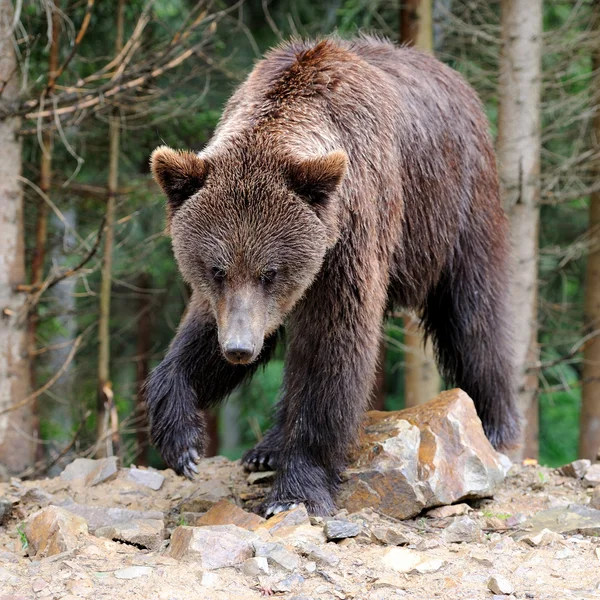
[520,528,563,547]
[57,499,163,533]
[127,467,165,491]
[95,518,164,551]
[487,574,514,595]
[253,540,300,571]
[513,504,600,540]
[21,488,53,507]
[583,464,600,488]
[443,516,482,543]
[241,556,269,576]
[179,480,232,512]
[113,566,153,580]
[338,390,506,519]
[559,459,591,479]
[273,573,305,593]
[590,486,600,510]
[370,526,409,546]
[427,504,471,519]
[168,525,256,569]
[0,499,12,525]
[295,540,339,567]
[60,457,118,486]
[324,519,361,540]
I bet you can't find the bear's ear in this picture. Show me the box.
[287,151,348,207]
[150,145,209,209]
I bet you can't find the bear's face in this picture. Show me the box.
[150,146,347,365]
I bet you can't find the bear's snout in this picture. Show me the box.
[222,337,256,364]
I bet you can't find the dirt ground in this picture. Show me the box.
[0,458,599,600]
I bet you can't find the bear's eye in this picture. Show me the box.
[211,267,226,283]
[260,268,278,285]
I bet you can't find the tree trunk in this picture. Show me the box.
[399,0,441,407]
[96,0,125,458]
[30,2,61,461]
[497,0,542,460]
[0,0,35,475]
[134,274,151,466]
[580,4,600,461]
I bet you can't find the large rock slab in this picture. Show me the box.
[513,504,600,540]
[24,506,88,557]
[338,389,506,519]
[95,518,165,551]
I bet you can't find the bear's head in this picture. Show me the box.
[150,145,347,365]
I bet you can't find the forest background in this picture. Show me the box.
[0,0,597,478]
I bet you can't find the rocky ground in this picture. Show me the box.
[1,391,600,600]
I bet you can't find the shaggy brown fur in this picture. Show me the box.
[145,36,519,516]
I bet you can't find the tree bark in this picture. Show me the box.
[0,0,35,474]
[96,0,124,458]
[580,4,600,461]
[399,0,441,407]
[497,0,542,460]
[30,1,61,461]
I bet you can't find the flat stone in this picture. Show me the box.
[273,573,305,593]
[590,486,600,510]
[521,528,563,547]
[95,519,164,551]
[443,516,482,543]
[60,457,119,486]
[513,504,600,540]
[197,499,265,531]
[127,467,165,491]
[58,499,163,533]
[114,566,153,580]
[370,525,409,546]
[583,464,600,488]
[168,525,256,569]
[338,389,506,519]
[559,459,591,479]
[242,556,269,576]
[253,540,300,571]
[381,547,423,573]
[324,519,361,540]
[247,471,276,485]
[24,506,88,558]
[179,480,232,512]
[413,558,444,574]
[487,574,514,595]
[261,505,310,536]
[295,540,339,567]
[427,503,472,519]
[21,488,53,507]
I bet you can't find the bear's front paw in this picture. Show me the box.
[152,419,206,480]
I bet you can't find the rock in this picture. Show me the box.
[179,480,232,512]
[443,516,482,543]
[113,566,153,580]
[324,519,361,540]
[370,525,409,546]
[487,574,514,595]
[559,459,591,479]
[21,487,53,507]
[338,389,506,519]
[590,486,600,510]
[583,464,600,488]
[521,528,563,547]
[57,499,163,533]
[295,540,339,567]
[513,504,600,540]
[168,525,256,569]
[127,467,165,491]
[247,471,276,485]
[273,573,305,593]
[60,457,118,486]
[24,506,88,558]
[197,499,265,531]
[95,518,164,551]
[242,556,269,576]
[0,499,12,525]
[381,547,423,573]
[253,540,300,571]
[31,578,48,592]
[427,503,472,518]
[413,559,444,574]
[505,513,527,528]
[260,505,310,536]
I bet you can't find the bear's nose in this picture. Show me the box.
[223,341,254,363]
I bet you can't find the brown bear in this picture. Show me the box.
[146,36,519,516]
